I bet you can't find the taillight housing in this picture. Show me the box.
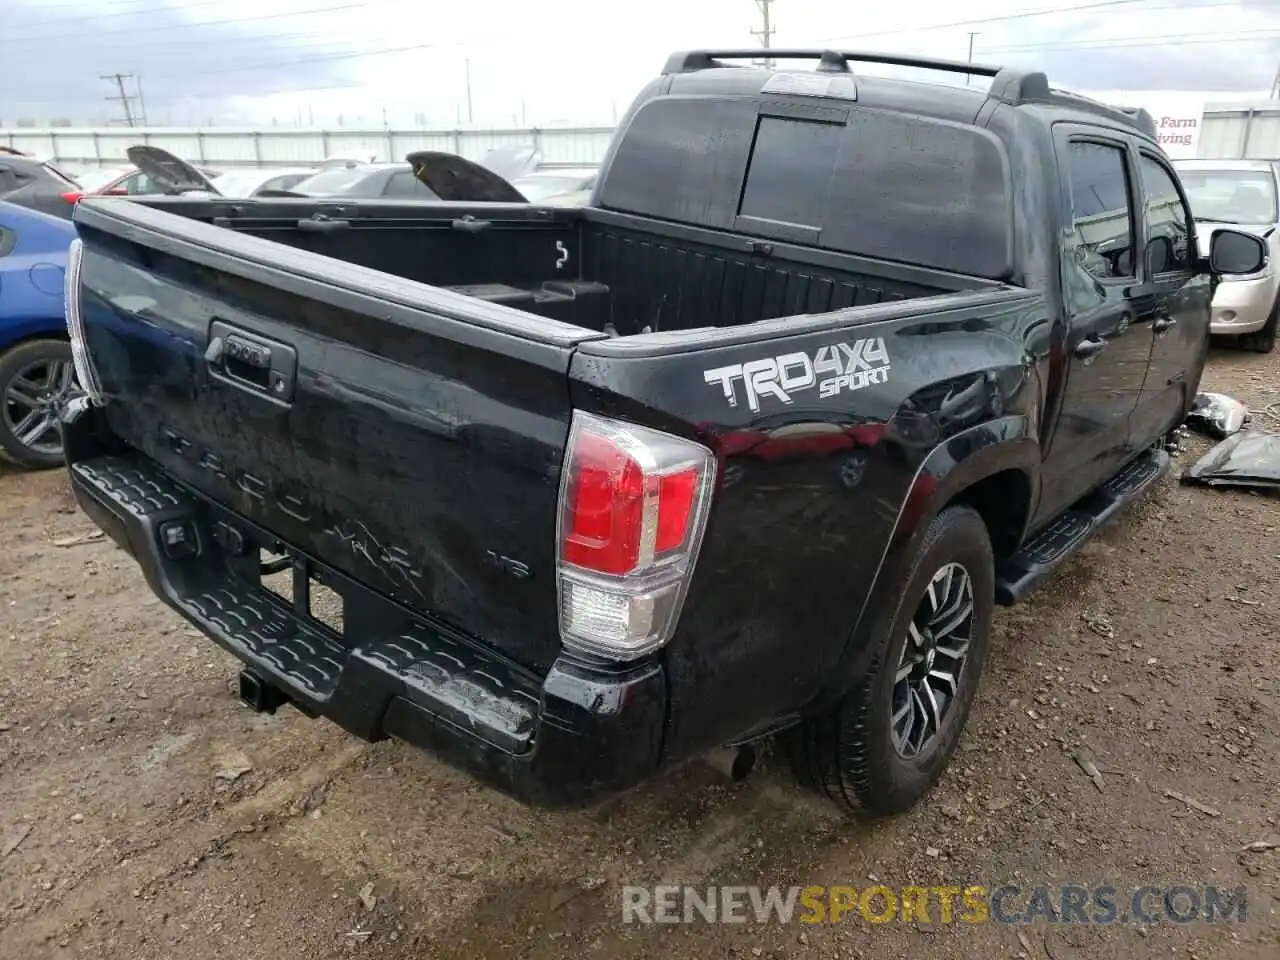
[60,191,84,205]
[64,238,105,405]
[556,411,715,661]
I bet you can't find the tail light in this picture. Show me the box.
[556,411,715,661]
[64,238,105,405]
[60,191,84,205]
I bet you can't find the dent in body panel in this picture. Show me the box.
[568,292,1048,760]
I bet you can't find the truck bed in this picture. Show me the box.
[124,197,1000,336]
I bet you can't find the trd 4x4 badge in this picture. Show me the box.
[702,339,892,413]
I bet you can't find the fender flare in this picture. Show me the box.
[822,414,1041,703]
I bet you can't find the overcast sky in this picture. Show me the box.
[2,0,1279,127]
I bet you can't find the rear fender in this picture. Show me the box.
[823,416,1040,703]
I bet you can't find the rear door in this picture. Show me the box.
[1130,151,1212,442]
[1041,131,1154,515]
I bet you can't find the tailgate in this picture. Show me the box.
[73,198,604,673]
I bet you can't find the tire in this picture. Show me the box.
[0,338,77,470]
[786,505,995,819]
[1239,299,1278,354]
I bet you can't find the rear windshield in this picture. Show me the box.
[292,167,373,195]
[599,97,1012,280]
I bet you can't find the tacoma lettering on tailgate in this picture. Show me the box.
[702,338,892,413]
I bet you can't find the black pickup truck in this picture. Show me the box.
[60,50,1266,818]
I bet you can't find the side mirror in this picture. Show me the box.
[1209,229,1268,275]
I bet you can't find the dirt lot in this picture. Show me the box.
[2,349,1279,960]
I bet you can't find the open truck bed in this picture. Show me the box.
[108,195,1000,335]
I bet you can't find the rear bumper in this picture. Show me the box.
[1210,273,1277,335]
[61,406,665,807]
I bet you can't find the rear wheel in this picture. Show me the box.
[786,505,994,818]
[1240,298,1278,354]
[0,339,79,469]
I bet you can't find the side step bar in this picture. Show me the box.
[995,447,1169,605]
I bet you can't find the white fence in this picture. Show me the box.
[1199,104,1280,160]
[0,125,617,172]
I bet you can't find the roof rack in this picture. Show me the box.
[1048,86,1159,138]
[662,49,1051,104]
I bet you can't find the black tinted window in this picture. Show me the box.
[598,96,1012,279]
[1066,141,1135,280]
[596,97,759,231]
[739,117,841,228]
[820,111,1011,278]
[1138,155,1192,273]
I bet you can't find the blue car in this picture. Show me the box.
[0,201,78,468]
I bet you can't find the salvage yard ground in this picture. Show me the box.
[2,349,1279,960]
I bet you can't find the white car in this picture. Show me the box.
[208,167,319,198]
[1175,158,1280,353]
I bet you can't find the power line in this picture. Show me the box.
[814,0,1218,43]
[13,26,1280,102]
[0,0,391,44]
[982,28,1280,52]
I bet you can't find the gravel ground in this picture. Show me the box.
[1,347,1278,960]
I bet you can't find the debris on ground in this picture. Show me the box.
[1082,612,1114,639]
[51,530,106,548]
[1183,430,1280,490]
[2,823,32,856]
[1073,752,1105,792]
[1164,789,1222,818]
[1241,838,1280,853]
[1185,392,1249,439]
[213,752,254,782]
[358,882,377,912]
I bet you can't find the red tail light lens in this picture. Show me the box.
[60,191,84,204]
[556,412,715,660]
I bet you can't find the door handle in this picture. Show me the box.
[1153,314,1177,334]
[1074,337,1108,358]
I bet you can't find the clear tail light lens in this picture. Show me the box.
[64,237,105,405]
[556,411,715,661]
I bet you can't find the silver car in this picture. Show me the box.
[1174,158,1279,353]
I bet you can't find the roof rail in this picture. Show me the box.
[662,49,1050,103]
[1047,86,1159,138]
[1111,105,1158,139]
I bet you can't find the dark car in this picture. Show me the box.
[288,154,528,203]
[60,48,1265,820]
[0,155,82,219]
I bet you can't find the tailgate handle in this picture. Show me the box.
[452,215,491,234]
[206,321,298,403]
[296,216,350,233]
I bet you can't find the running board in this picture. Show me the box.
[995,447,1170,605]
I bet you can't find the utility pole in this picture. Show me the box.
[966,32,979,86]
[101,72,142,126]
[464,58,473,125]
[752,0,775,69]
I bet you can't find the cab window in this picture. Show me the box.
[1065,140,1136,281]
